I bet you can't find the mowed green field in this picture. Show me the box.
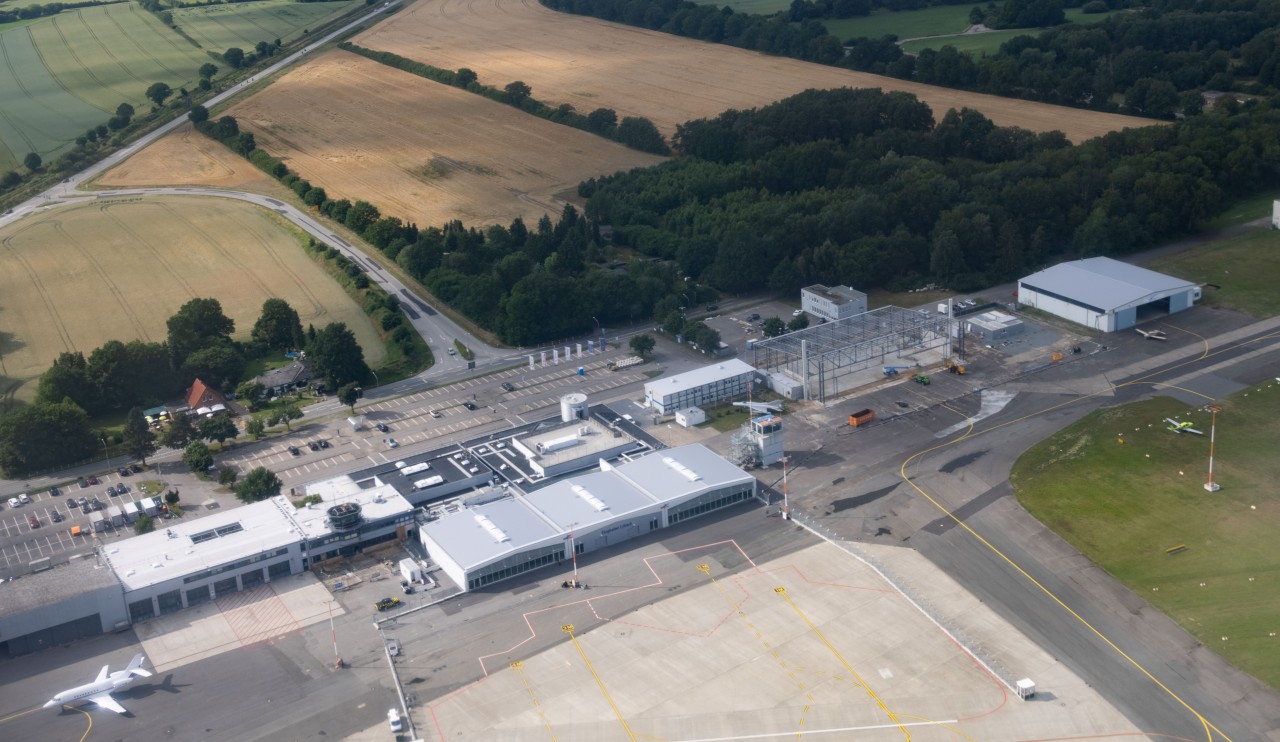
[709,0,792,13]
[1011,390,1280,690]
[0,4,205,170]
[0,196,384,406]
[174,0,361,51]
[1148,228,1280,318]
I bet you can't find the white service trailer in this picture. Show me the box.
[122,501,141,522]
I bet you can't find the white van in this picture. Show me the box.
[387,707,403,732]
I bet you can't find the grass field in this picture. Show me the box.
[174,0,361,51]
[0,4,206,170]
[1148,228,1280,318]
[709,0,792,13]
[1205,193,1277,230]
[898,9,1120,55]
[1011,390,1280,690]
[0,196,383,405]
[217,50,665,228]
[95,121,286,193]
[355,0,1151,142]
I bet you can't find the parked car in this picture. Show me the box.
[387,708,403,733]
[78,497,88,509]
[385,438,399,449]
[462,401,477,411]
[77,477,88,489]
[80,502,91,515]
[87,475,99,485]
[307,441,319,451]
[500,382,515,392]
[6,497,19,509]
[117,483,128,494]
[705,304,719,312]
[318,440,331,449]
[747,313,760,322]
[792,309,804,316]
[430,410,442,418]
[18,493,31,505]
[50,510,63,523]
[129,464,142,473]
[49,486,61,497]
[447,348,456,356]
[288,446,301,456]
[28,515,39,529]
[117,467,131,477]
[375,422,390,433]
[375,597,401,612]
[107,485,117,497]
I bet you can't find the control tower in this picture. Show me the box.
[750,415,784,467]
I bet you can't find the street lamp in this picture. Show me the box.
[328,601,345,669]
[100,437,108,461]
[566,521,580,586]
[781,456,790,519]
[370,370,379,389]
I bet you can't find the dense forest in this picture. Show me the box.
[579,88,1280,296]
[218,88,1280,350]
[540,0,1280,115]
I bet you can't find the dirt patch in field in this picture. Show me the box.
[356,0,1153,142]
[0,196,384,404]
[95,123,289,195]
[218,51,666,228]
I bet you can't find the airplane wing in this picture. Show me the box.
[87,693,126,714]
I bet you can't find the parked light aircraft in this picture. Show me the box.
[43,653,151,713]
[1136,328,1168,340]
[1165,418,1204,435]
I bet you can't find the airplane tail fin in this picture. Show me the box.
[126,653,153,678]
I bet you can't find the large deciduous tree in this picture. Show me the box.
[162,413,197,450]
[0,401,96,477]
[224,47,245,68]
[234,467,282,503]
[182,440,213,473]
[251,298,305,352]
[199,416,239,448]
[122,406,157,465]
[145,82,172,107]
[167,298,235,370]
[306,323,369,389]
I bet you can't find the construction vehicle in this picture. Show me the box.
[946,360,966,375]
[912,373,930,385]
[883,365,914,377]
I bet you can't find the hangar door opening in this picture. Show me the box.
[1134,295,1172,324]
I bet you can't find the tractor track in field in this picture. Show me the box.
[100,202,199,300]
[0,224,76,354]
[53,221,152,341]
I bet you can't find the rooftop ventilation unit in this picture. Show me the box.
[662,456,701,482]
[572,484,609,512]
[474,513,509,543]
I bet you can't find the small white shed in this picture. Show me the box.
[675,407,706,428]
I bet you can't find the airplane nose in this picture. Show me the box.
[43,700,57,709]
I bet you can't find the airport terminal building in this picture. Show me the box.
[419,444,757,591]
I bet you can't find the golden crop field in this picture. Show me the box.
[0,196,384,404]
[217,50,666,228]
[96,122,286,193]
[356,0,1152,142]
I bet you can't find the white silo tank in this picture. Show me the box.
[560,392,588,422]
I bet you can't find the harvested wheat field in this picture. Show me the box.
[222,50,666,227]
[96,123,289,196]
[357,0,1152,142]
[0,196,383,403]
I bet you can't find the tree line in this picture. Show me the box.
[540,0,1280,117]
[338,43,670,155]
[0,294,377,477]
[0,0,123,24]
[578,87,1280,297]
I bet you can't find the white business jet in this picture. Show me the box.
[43,653,152,713]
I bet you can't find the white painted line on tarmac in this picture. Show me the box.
[673,719,959,742]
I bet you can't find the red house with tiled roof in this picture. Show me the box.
[186,378,227,412]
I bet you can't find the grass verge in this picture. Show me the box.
[1010,390,1280,690]
[1147,228,1280,318]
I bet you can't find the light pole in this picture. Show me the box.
[567,521,580,586]
[328,601,345,669]
[100,437,108,461]
[781,456,790,519]
[1204,405,1222,492]
[370,370,379,389]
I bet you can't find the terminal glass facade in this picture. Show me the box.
[668,482,756,525]
[467,543,564,590]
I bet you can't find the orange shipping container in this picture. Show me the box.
[849,409,876,427]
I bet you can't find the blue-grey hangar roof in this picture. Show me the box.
[1019,257,1196,313]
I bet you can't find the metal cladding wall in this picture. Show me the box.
[0,584,127,657]
[1017,286,1111,331]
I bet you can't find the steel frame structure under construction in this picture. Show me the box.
[751,306,948,403]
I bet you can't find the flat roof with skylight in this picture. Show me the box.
[612,443,755,502]
[420,497,561,572]
[522,469,657,532]
[105,498,301,592]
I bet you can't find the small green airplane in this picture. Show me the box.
[1164,418,1204,435]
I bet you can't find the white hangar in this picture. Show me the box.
[1017,257,1200,332]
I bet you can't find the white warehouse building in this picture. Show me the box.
[643,359,757,415]
[1017,257,1201,332]
[419,444,758,591]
